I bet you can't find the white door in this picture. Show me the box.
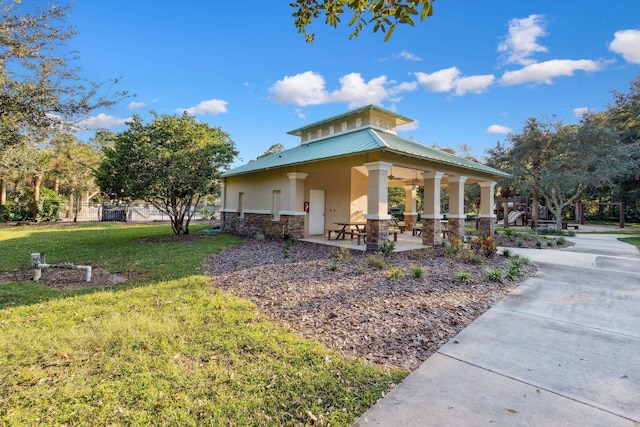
[309,189,325,235]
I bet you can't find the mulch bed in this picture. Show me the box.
[205,238,538,371]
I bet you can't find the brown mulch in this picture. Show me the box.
[205,238,538,371]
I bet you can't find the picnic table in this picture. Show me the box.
[327,222,367,240]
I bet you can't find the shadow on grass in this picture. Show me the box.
[0,222,242,310]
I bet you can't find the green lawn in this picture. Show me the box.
[0,223,405,426]
[619,236,640,251]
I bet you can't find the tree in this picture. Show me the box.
[95,112,238,235]
[508,117,639,229]
[0,1,126,149]
[256,143,285,160]
[485,141,518,226]
[291,0,435,43]
[47,134,103,221]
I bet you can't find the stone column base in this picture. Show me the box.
[447,217,464,241]
[421,218,443,246]
[366,219,390,252]
[404,214,418,231]
[478,217,494,236]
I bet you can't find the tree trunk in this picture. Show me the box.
[0,178,6,209]
[67,192,75,219]
[531,188,540,229]
[32,174,43,220]
[53,177,59,194]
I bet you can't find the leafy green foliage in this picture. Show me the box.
[0,2,126,149]
[95,113,238,235]
[453,271,471,282]
[291,0,435,43]
[410,265,424,278]
[378,241,395,255]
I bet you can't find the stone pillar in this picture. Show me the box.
[404,186,418,231]
[287,172,308,212]
[478,181,497,236]
[422,171,444,246]
[285,172,308,239]
[447,176,467,241]
[219,182,226,227]
[364,161,392,251]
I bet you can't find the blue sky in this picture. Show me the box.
[56,1,640,167]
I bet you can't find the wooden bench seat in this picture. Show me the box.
[355,230,399,245]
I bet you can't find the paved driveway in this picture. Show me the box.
[354,233,640,426]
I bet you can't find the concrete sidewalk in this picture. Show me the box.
[354,233,640,426]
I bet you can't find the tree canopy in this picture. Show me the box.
[291,0,435,43]
[94,113,238,235]
[0,1,126,149]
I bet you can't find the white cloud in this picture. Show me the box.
[414,67,461,92]
[395,50,422,61]
[487,124,512,134]
[75,113,131,130]
[397,120,420,132]
[609,29,640,64]
[329,73,390,108]
[573,107,590,117]
[176,99,228,115]
[498,14,548,65]
[269,71,327,106]
[454,75,496,95]
[500,59,606,86]
[269,71,416,109]
[127,100,145,110]
[414,67,494,95]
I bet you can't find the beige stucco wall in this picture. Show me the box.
[224,169,291,216]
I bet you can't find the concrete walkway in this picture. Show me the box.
[354,233,640,426]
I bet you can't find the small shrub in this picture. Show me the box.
[453,271,471,282]
[411,265,424,278]
[332,245,352,261]
[472,235,498,257]
[458,248,485,265]
[504,228,514,237]
[255,232,265,242]
[484,268,504,282]
[378,241,396,256]
[445,242,459,255]
[355,266,366,275]
[547,239,553,246]
[388,267,402,279]
[512,255,530,266]
[328,262,340,271]
[366,255,387,269]
[535,240,542,248]
[502,248,511,257]
[517,239,524,248]
[567,230,576,237]
[556,237,566,245]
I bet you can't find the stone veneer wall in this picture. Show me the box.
[223,212,305,239]
[404,214,418,231]
[478,217,494,237]
[366,219,390,252]
[447,217,464,241]
[421,218,443,246]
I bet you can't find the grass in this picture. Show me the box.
[0,223,406,425]
[619,236,640,251]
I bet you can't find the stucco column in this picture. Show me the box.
[364,161,392,251]
[287,172,308,212]
[447,176,467,241]
[422,171,444,246]
[478,181,497,236]
[404,186,418,231]
[219,182,226,228]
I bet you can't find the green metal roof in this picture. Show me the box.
[223,128,509,178]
